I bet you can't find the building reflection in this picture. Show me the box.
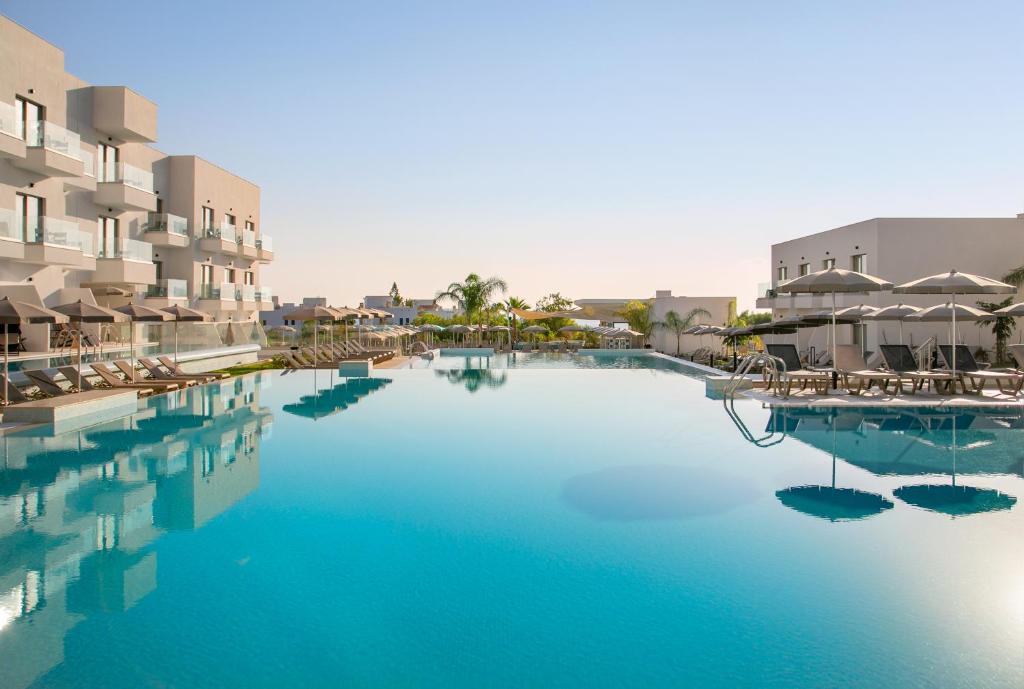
[765,406,1019,519]
[0,373,273,689]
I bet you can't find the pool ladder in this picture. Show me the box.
[721,352,789,447]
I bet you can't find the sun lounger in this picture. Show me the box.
[58,366,96,391]
[138,357,217,385]
[833,345,905,395]
[114,359,195,388]
[765,344,831,395]
[90,362,178,393]
[878,345,960,394]
[938,345,1023,394]
[23,369,70,397]
[281,351,310,369]
[157,356,229,380]
[0,373,32,404]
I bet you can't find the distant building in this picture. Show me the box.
[260,296,326,328]
[363,295,455,325]
[755,216,1024,357]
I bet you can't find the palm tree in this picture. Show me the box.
[437,274,508,344]
[618,301,655,346]
[977,297,1016,365]
[658,307,712,355]
[502,297,530,342]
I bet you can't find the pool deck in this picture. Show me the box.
[740,385,1024,408]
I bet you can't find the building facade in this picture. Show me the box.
[0,16,272,351]
[755,216,1024,359]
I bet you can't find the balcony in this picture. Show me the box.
[256,287,273,309]
[143,213,190,248]
[65,146,97,191]
[144,278,189,308]
[237,284,257,307]
[197,223,237,255]
[88,238,157,286]
[256,235,274,262]
[0,208,25,260]
[21,217,95,269]
[94,162,158,212]
[92,86,158,143]
[0,101,26,160]
[238,228,257,259]
[12,121,85,177]
[197,282,238,306]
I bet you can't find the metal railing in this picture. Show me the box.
[721,351,791,448]
[914,336,937,371]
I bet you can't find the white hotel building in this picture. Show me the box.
[756,216,1024,359]
[0,16,272,361]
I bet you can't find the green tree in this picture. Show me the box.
[502,297,530,341]
[437,273,508,343]
[618,301,655,345]
[658,307,712,355]
[977,297,1016,365]
[388,282,403,306]
[534,292,576,337]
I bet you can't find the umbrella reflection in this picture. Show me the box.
[283,377,393,420]
[435,367,508,393]
[893,413,1017,517]
[775,411,894,522]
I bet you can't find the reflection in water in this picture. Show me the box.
[763,407,1019,519]
[283,375,393,421]
[561,464,759,521]
[775,411,895,522]
[435,367,508,393]
[0,374,273,689]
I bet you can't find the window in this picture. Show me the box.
[15,193,43,241]
[851,254,866,273]
[245,220,255,232]
[202,206,214,232]
[154,260,163,281]
[823,258,836,269]
[798,263,810,276]
[224,213,236,227]
[777,266,788,282]
[244,270,254,285]
[15,96,42,142]
[97,143,118,181]
[98,216,119,257]
[201,264,214,284]
[225,268,236,284]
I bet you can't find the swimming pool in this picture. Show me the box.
[0,360,1021,688]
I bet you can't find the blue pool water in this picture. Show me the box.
[0,358,1022,688]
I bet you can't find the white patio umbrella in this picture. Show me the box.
[906,303,994,370]
[161,304,212,365]
[834,304,879,357]
[861,303,921,345]
[0,298,68,404]
[895,270,1015,379]
[52,300,129,391]
[114,304,172,382]
[775,267,893,371]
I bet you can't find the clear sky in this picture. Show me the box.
[4,1,1024,310]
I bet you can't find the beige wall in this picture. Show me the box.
[650,293,736,354]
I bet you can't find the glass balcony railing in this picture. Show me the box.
[0,101,18,139]
[144,213,189,236]
[146,278,188,299]
[203,223,236,243]
[23,217,92,255]
[80,148,95,177]
[256,287,272,303]
[240,228,256,247]
[256,235,273,252]
[197,284,218,300]
[98,161,154,192]
[238,284,256,302]
[221,282,238,301]
[98,237,153,263]
[26,121,83,160]
[0,208,18,241]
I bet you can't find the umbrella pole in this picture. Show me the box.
[951,293,957,387]
[130,321,135,383]
[174,320,179,365]
[899,319,904,345]
[76,320,82,391]
[831,291,837,386]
